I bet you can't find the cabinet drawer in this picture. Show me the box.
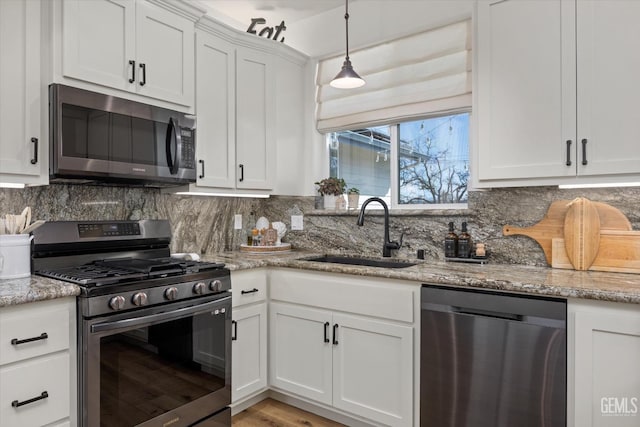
[0,353,70,427]
[0,305,70,365]
[232,269,267,307]
[270,269,415,323]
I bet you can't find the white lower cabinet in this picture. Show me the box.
[270,302,413,426]
[269,269,416,427]
[232,303,268,402]
[231,269,269,404]
[569,299,640,427]
[269,303,333,405]
[0,297,76,427]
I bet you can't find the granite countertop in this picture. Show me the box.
[201,250,640,305]
[0,275,80,307]
[3,250,640,308]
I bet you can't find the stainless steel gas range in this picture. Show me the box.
[32,220,231,427]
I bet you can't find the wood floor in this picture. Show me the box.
[232,398,346,427]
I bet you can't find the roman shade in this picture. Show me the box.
[316,19,471,133]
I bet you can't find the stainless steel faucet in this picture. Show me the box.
[356,197,403,257]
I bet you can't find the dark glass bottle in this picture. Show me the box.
[444,222,458,258]
[458,222,472,258]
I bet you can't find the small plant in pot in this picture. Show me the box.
[347,187,360,210]
[315,177,346,209]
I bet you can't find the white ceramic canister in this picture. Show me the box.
[0,234,32,279]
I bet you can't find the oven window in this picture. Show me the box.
[99,311,227,426]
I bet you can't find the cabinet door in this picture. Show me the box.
[572,307,640,426]
[475,0,576,182]
[269,302,332,405]
[62,0,135,92]
[576,1,640,177]
[135,0,194,106]
[332,314,413,427]
[232,303,267,403]
[0,0,45,184]
[236,46,276,190]
[195,30,236,188]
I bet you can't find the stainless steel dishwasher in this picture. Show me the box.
[421,285,566,427]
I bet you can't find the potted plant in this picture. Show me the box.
[347,187,360,210]
[315,177,346,209]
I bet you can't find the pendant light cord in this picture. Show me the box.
[344,0,350,61]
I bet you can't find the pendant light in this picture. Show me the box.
[330,0,365,89]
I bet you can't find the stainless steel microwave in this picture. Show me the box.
[49,84,196,186]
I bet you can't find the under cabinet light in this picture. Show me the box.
[559,182,640,189]
[0,182,25,189]
[174,191,270,198]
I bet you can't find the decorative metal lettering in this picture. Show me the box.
[247,18,286,43]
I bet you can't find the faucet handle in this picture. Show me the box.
[386,233,404,251]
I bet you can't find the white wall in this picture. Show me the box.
[288,0,474,58]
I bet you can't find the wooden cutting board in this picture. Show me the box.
[502,200,569,265]
[563,198,600,270]
[503,200,631,265]
[553,231,640,274]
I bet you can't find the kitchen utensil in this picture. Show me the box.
[503,200,632,265]
[19,207,31,232]
[21,219,46,235]
[563,198,600,270]
[5,214,19,235]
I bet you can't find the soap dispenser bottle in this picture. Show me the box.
[444,222,458,258]
[458,222,472,258]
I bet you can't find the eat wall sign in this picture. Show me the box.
[247,18,286,43]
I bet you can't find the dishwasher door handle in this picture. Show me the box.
[452,306,523,322]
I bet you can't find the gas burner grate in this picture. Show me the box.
[36,265,147,286]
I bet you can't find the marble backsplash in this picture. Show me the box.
[2,184,640,267]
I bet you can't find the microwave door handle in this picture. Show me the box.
[165,117,181,175]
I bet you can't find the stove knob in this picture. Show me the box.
[109,295,126,311]
[132,292,148,306]
[193,282,206,295]
[164,287,178,300]
[210,280,223,292]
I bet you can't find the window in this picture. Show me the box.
[328,112,470,209]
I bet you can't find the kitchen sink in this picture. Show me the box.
[302,255,417,269]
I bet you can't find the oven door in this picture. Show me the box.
[80,295,231,427]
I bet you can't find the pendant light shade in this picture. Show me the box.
[330,0,365,89]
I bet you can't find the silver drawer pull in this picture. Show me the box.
[11,332,48,346]
[12,391,48,408]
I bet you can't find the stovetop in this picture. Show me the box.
[36,257,226,287]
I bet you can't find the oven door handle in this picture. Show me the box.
[90,297,229,334]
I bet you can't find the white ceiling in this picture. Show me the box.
[198,0,345,26]
[197,1,473,58]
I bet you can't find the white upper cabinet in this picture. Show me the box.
[194,30,236,188]
[185,18,307,195]
[0,0,48,185]
[62,0,135,92]
[61,0,196,107]
[474,0,640,187]
[193,30,275,192]
[235,46,276,190]
[575,1,640,178]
